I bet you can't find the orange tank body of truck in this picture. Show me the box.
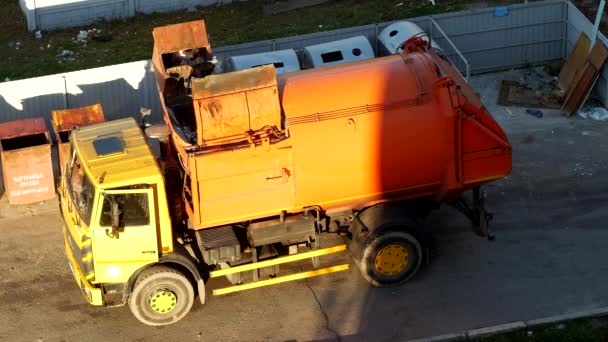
[151,21,512,230]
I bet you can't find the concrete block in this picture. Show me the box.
[467,321,526,339]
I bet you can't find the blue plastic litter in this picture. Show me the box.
[493,6,510,17]
[526,109,543,118]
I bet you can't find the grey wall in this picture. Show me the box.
[3,0,599,134]
[431,0,566,74]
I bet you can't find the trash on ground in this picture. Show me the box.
[34,30,43,40]
[578,103,608,121]
[526,108,543,118]
[56,50,76,62]
[73,28,111,44]
[7,41,14,48]
[498,77,562,109]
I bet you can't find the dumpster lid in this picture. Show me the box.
[153,20,211,54]
[0,118,47,140]
[192,64,277,99]
[51,103,105,133]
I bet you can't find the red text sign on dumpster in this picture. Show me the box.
[0,118,55,205]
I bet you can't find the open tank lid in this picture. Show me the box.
[0,117,48,140]
[153,20,211,54]
[51,103,105,133]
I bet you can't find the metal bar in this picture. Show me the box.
[563,0,568,59]
[213,264,350,295]
[430,17,469,82]
[591,0,606,49]
[210,244,347,278]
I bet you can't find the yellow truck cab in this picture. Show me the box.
[59,117,204,326]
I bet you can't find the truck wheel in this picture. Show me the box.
[360,230,422,287]
[128,266,194,326]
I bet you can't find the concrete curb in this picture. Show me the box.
[406,306,608,341]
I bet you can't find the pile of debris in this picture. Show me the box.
[497,67,563,110]
[73,28,112,44]
[497,32,608,119]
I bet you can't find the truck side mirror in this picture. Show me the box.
[111,199,121,229]
[105,196,122,239]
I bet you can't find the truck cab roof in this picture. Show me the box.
[71,117,163,189]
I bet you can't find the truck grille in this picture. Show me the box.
[66,229,95,282]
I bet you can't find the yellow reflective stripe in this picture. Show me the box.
[210,245,347,278]
[213,264,350,295]
[82,255,93,262]
[85,273,95,280]
[82,239,92,246]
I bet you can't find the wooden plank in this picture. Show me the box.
[562,40,608,117]
[559,33,590,92]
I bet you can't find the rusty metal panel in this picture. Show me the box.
[247,87,282,132]
[191,65,281,146]
[0,118,55,205]
[51,103,106,174]
[0,117,47,139]
[152,20,211,54]
[192,64,278,99]
[51,103,105,136]
[197,92,250,142]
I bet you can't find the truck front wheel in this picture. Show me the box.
[360,230,423,287]
[128,265,194,326]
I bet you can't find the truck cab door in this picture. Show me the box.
[92,188,159,283]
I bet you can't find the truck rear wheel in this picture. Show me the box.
[128,265,194,326]
[360,230,422,287]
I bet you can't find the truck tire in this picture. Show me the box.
[360,230,423,287]
[128,265,194,326]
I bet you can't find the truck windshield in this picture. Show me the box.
[67,147,95,226]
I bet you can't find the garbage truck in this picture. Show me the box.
[58,20,512,326]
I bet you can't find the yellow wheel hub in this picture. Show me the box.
[150,290,177,314]
[374,244,408,276]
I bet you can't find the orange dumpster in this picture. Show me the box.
[51,104,105,175]
[0,118,55,205]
